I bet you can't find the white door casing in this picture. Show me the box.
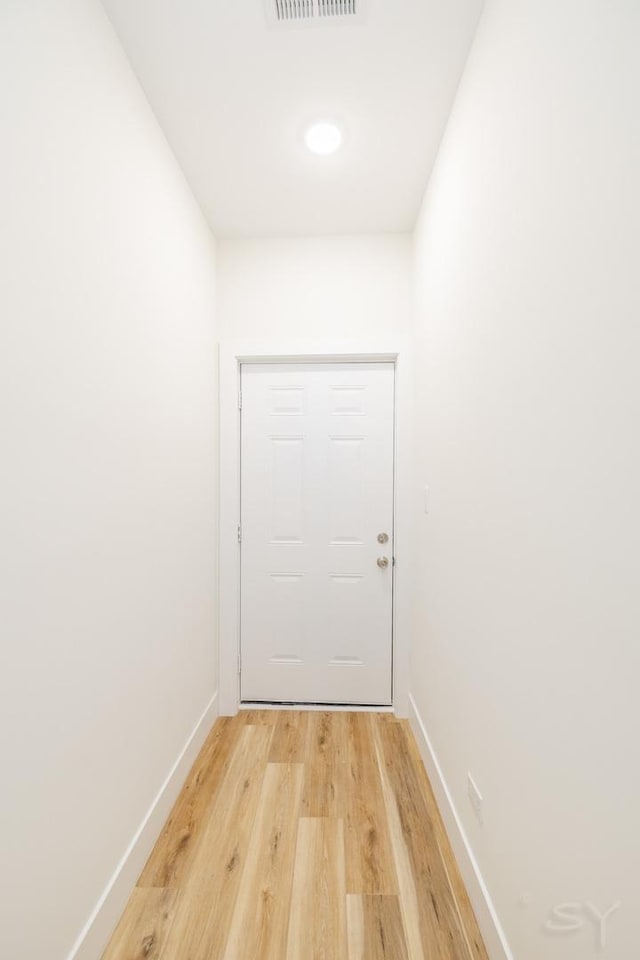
[240,362,395,704]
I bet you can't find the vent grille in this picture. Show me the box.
[272,0,359,23]
[318,0,357,15]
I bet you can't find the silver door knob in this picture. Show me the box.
[377,532,389,544]
[377,556,389,569]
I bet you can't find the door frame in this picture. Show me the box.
[218,338,413,717]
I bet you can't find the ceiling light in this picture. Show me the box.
[305,121,342,156]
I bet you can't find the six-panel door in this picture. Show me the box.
[240,362,395,704]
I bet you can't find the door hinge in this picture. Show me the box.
[238,390,242,410]
[237,522,242,544]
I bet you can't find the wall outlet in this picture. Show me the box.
[467,772,483,823]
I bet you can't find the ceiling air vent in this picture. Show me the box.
[268,0,364,26]
[317,0,357,16]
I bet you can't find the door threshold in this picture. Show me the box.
[240,701,395,712]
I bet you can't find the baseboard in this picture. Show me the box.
[66,690,219,960]
[408,693,514,960]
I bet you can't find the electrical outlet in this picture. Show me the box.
[468,773,483,823]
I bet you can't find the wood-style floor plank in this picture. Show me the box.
[344,715,398,894]
[301,755,346,818]
[158,724,273,960]
[138,717,237,888]
[374,718,477,960]
[101,887,176,960]
[307,711,348,762]
[101,710,489,960]
[402,724,489,960]
[346,894,410,960]
[238,709,278,725]
[302,712,348,818]
[222,763,304,959]
[286,817,348,960]
[373,725,427,960]
[268,710,310,763]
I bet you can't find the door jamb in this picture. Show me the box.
[218,339,412,717]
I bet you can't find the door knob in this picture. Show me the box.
[377,532,389,544]
[377,556,389,569]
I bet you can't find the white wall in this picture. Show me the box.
[411,1,639,959]
[217,235,412,342]
[0,3,218,959]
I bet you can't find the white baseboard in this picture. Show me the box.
[66,690,219,960]
[407,694,514,960]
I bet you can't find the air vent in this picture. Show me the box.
[317,0,357,15]
[274,0,312,18]
[268,0,363,26]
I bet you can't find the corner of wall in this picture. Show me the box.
[408,694,513,960]
[67,692,219,960]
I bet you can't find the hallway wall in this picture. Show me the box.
[217,234,412,343]
[410,1,639,959]
[0,2,219,958]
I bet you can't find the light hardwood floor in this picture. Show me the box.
[102,711,489,960]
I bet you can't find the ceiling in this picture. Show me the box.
[100,0,483,238]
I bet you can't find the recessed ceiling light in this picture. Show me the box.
[305,121,342,156]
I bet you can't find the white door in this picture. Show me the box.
[240,362,395,704]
